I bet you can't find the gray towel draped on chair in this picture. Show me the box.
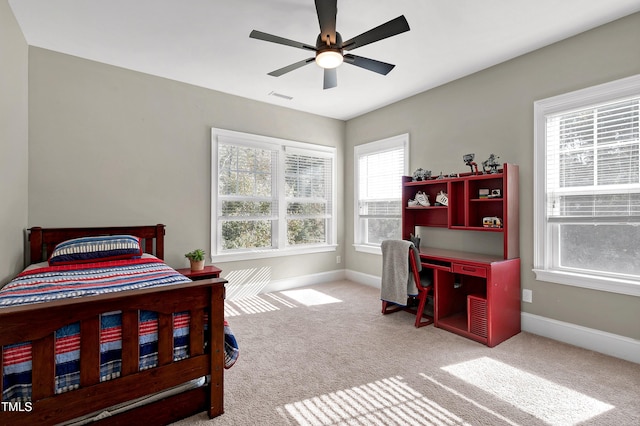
[380,240,419,305]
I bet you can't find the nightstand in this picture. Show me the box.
[176,265,222,281]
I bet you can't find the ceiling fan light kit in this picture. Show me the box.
[316,50,343,69]
[250,0,410,89]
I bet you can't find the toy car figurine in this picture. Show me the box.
[483,216,502,228]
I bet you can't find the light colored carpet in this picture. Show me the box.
[172,280,640,426]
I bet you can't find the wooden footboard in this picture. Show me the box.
[0,278,226,425]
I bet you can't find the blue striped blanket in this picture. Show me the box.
[1,256,238,402]
[0,256,191,307]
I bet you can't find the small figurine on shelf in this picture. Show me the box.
[463,153,479,174]
[412,168,432,181]
[482,154,501,174]
[482,217,502,228]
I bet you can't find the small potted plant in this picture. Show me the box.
[184,249,205,271]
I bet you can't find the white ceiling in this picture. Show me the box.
[9,0,640,120]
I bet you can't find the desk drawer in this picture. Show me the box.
[452,263,487,278]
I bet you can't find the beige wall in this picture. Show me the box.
[345,13,640,340]
[27,48,345,285]
[0,0,28,285]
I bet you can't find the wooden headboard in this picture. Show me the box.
[28,224,166,264]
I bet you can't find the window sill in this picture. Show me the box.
[533,268,640,297]
[211,245,338,263]
[353,244,382,255]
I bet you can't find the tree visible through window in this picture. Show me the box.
[217,143,276,250]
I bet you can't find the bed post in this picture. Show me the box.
[155,224,165,259]
[0,345,3,397]
[29,227,44,263]
[208,284,225,417]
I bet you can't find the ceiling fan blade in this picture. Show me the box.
[268,58,316,77]
[344,54,395,75]
[315,0,337,45]
[250,30,316,51]
[342,15,410,51]
[323,68,337,89]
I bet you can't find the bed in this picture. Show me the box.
[0,225,228,425]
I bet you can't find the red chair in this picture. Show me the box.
[381,244,434,327]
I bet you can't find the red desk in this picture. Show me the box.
[419,248,521,347]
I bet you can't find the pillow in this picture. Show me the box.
[48,235,143,266]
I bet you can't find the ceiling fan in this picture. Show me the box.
[249,0,410,89]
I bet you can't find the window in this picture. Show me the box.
[354,134,409,254]
[533,74,640,296]
[212,128,336,261]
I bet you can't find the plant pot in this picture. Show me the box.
[190,260,205,271]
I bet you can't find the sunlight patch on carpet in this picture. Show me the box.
[420,373,521,426]
[280,289,343,306]
[225,292,299,316]
[225,296,281,315]
[441,357,614,426]
[224,267,272,300]
[276,376,472,425]
[224,289,340,316]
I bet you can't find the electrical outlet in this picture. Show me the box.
[522,289,533,303]
[336,255,341,264]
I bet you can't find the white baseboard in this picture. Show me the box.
[521,312,640,364]
[260,269,347,293]
[345,269,381,288]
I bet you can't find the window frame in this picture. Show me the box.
[533,74,640,297]
[211,128,337,262]
[353,134,409,255]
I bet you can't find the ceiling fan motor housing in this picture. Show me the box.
[317,31,342,49]
[315,32,343,68]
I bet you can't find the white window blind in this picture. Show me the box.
[285,149,333,246]
[354,134,408,250]
[545,98,640,224]
[358,148,404,218]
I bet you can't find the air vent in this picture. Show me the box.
[468,295,488,338]
[268,91,293,100]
